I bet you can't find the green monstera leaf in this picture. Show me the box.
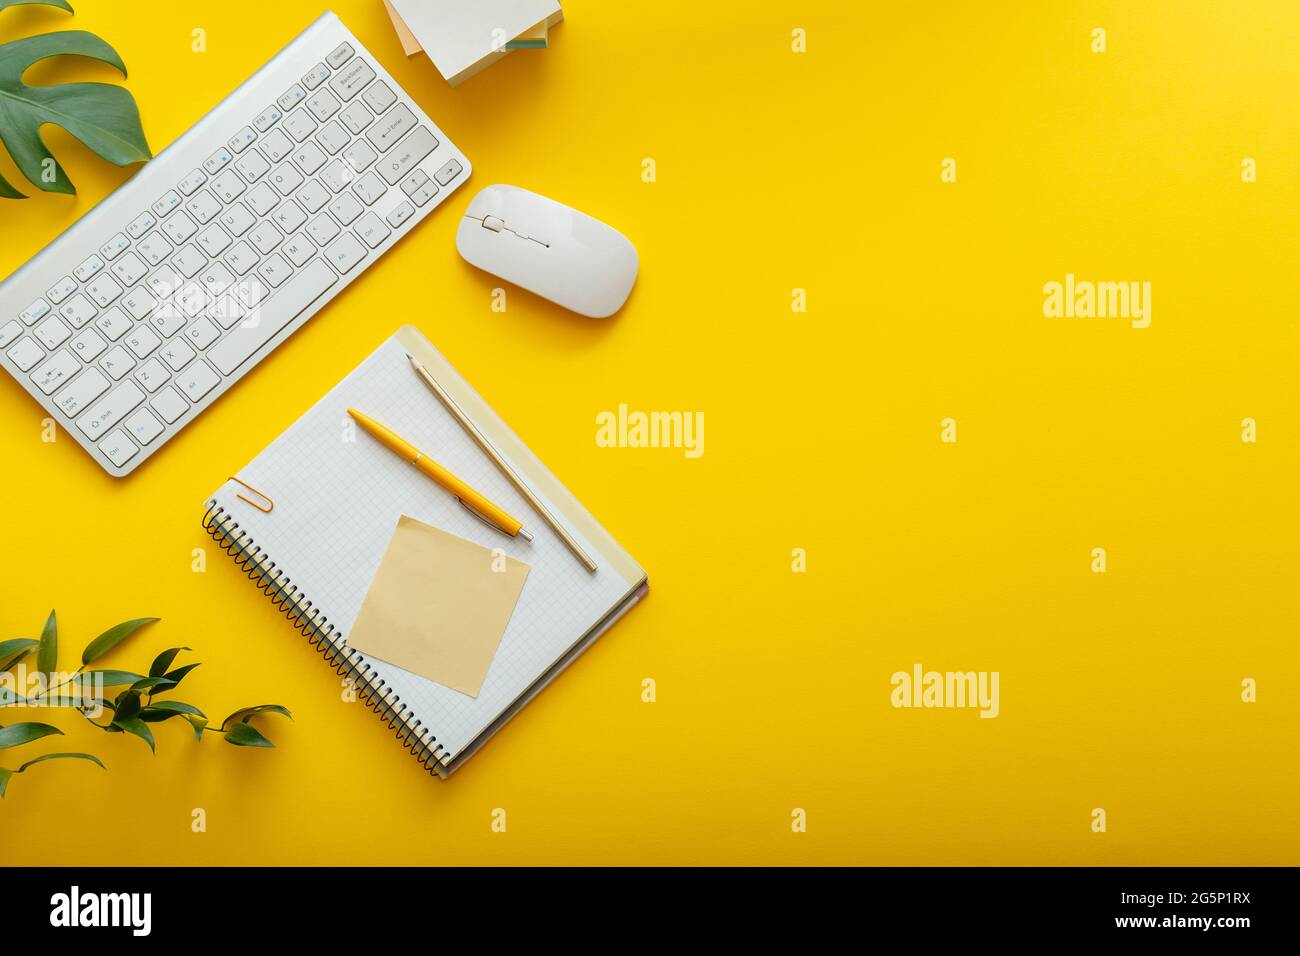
[0,2,151,198]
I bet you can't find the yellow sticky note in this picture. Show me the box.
[347,515,530,697]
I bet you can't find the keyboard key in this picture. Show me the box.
[58,293,98,327]
[208,259,337,375]
[186,190,222,224]
[98,428,138,467]
[235,276,270,309]
[110,252,147,286]
[352,171,386,205]
[400,169,430,196]
[325,231,369,271]
[203,148,233,174]
[196,223,233,257]
[277,84,306,112]
[248,221,283,254]
[366,104,417,153]
[245,182,280,216]
[326,42,354,69]
[125,325,161,359]
[31,348,79,394]
[34,316,71,349]
[137,231,174,266]
[184,317,221,349]
[211,294,246,329]
[362,80,396,114]
[320,160,354,193]
[316,120,350,155]
[96,306,133,340]
[146,264,183,299]
[329,58,375,101]
[46,276,77,304]
[410,179,438,206]
[20,298,51,325]
[218,202,256,236]
[174,244,208,278]
[306,88,340,121]
[257,253,292,288]
[302,62,330,90]
[175,282,209,318]
[151,190,182,218]
[74,254,105,282]
[150,304,186,338]
[305,214,340,246]
[54,367,110,417]
[0,320,22,348]
[386,201,415,229]
[124,407,164,445]
[282,234,315,267]
[6,336,44,371]
[126,212,157,238]
[272,198,308,234]
[120,287,157,321]
[235,149,271,183]
[223,241,260,275]
[176,359,220,402]
[338,102,372,137]
[133,357,170,392]
[161,210,199,244]
[69,327,106,361]
[291,140,328,175]
[253,105,282,132]
[150,385,189,423]
[177,169,207,195]
[434,158,463,185]
[85,275,123,309]
[198,262,236,296]
[260,128,294,163]
[284,109,318,142]
[210,169,246,203]
[99,345,135,379]
[343,139,378,173]
[159,338,196,372]
[269,163,305,195]
[328,191,363,225]
[77,381,145,442]
[379,127,437,185]
[100,234,130,261]
[227,126,257,154]
[296,179,331,212]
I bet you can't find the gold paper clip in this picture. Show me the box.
[230,476,274,513]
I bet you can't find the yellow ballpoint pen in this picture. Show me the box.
[348,408,533,542]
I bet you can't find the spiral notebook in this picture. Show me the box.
[202,326,647,776]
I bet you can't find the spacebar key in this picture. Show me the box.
[209,259,338,375]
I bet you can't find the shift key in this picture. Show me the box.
[379,127,437,185]
[77,380,145,439]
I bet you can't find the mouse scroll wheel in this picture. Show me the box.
[482,215,506,233]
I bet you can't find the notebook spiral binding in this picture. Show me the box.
[202,501,448,774]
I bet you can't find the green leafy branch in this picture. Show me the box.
[0,610,290,798]
[0,0,151,199]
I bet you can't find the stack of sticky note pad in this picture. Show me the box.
[383,0,563,86]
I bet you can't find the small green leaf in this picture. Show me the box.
[0,768,10,797]
[0,638,37,672]
[0,2,76,15]
[36,609,57,677]
[160,661,200,689]
[129,676,176,694]
[223,722,273,747]
[220,704,292,730]
[17,751,104,773]
[113,690,141,721]
[80,669,145,687]
[139,700,205,719]
[185,715,208,741]
[0,722,63,748]
[80,617,159,666]
[111,717,154,752]
[149,646,190,678]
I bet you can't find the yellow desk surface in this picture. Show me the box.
[2,1,1295,865]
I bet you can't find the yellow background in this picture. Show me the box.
[2,0,1296,864]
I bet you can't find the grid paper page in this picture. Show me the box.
[209,336,635,760]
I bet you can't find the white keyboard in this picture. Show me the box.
[0,11,470,476]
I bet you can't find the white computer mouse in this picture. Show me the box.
[455,185,638,318]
